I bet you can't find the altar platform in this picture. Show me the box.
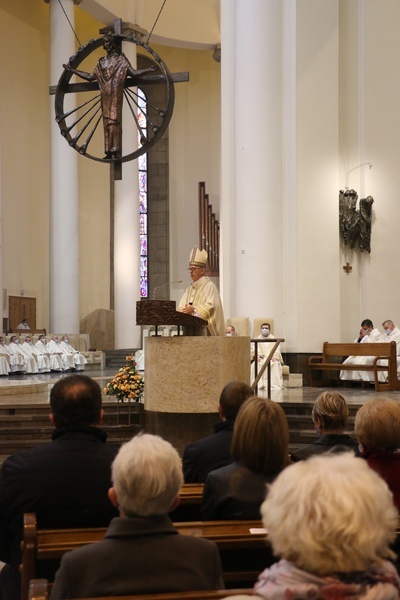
[0,366,396,407]
[0,367,397,462]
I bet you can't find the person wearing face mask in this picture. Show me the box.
[47,335,75,371]
[377,320,400,382]
[225,325,236,337]
[8,336,38,374]
[340,319,381,383]
[35,335,64,372]
[0,337,22,374]
[60,336,87,371]
[251,323,283,391]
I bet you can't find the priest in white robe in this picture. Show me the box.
[0,337,11,375]
[251,323,283,390]
[178,247,225,336]
[9,336,38,374]
[375,319,400,382]
[340,319,381,382]
[60,336,87,371]
[35,334,63,371]
[0,337,23,373]
[22,336,50,373]
[47,335,74,371]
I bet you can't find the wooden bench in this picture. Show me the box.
[308,341,400,391]
[171,483,203,521]
[28,579,252,600]
[21,514,272,600]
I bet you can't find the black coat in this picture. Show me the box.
[290,433,360,462]
[182,420,234,483]
[0,425,118,600]
[201,462,274,521]
[50,515,224,599]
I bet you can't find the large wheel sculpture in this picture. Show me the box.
[54,34,175,163]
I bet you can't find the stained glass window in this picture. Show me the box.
[138,88,148,298]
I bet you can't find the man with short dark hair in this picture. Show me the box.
[182,381,253,483]
[0,375,118,600]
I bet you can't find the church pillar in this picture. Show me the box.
[114,39,141,349]
[220,0,288,335]
[48,0,80,332]
[0,132,3,329]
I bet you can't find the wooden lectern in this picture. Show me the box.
[136,299,207,335]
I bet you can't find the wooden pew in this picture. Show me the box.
[28,578,252,600]
[21,514,272,600]
[307,341,400,391]
[171,483,203,521]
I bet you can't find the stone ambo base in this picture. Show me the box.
[144,336,250,453]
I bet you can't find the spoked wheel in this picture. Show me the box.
[54,34,175,163]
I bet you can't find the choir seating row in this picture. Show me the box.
[22,512,270,600]
[0,333,104,370]
[28,580,251,600]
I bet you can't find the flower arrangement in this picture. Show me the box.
[103,355,144,402]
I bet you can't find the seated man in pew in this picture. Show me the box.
[50,433,224,599]
[340,318,382,383]
[60,335,87,371]
[0,375,118,600]
[182,381,253,483]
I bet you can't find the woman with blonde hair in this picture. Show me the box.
[355,398,400,509]
[225,453,400,599]
[200,396,289,520]
[291,390,359,461]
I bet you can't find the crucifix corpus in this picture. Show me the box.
[51,19,189,180]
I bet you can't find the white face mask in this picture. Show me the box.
[261,328,270,337]
[385,328,392,335]
[226,333,232,337]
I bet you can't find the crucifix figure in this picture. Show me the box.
[64,35,157,159]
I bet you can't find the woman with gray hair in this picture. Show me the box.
[51,433,223,598]
[226,452,400,599]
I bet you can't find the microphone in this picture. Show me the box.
[152,280,182,299]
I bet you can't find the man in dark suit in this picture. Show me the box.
[0,375,118,600]
[50,433,224,598]
[182,381,253,483]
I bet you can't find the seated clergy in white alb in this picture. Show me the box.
[36,335,63,371]
[251,323,283,390]
[0,338,11,376]
[0,337,24,373]
[376,319,400,382]
[9,336,38,374]
[34,334,64,371]
[340,319,382,382]
[60,336,87,371]
[22,336,50,373]
[47,335,75,371]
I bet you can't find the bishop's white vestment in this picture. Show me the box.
[178,276,225,336]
